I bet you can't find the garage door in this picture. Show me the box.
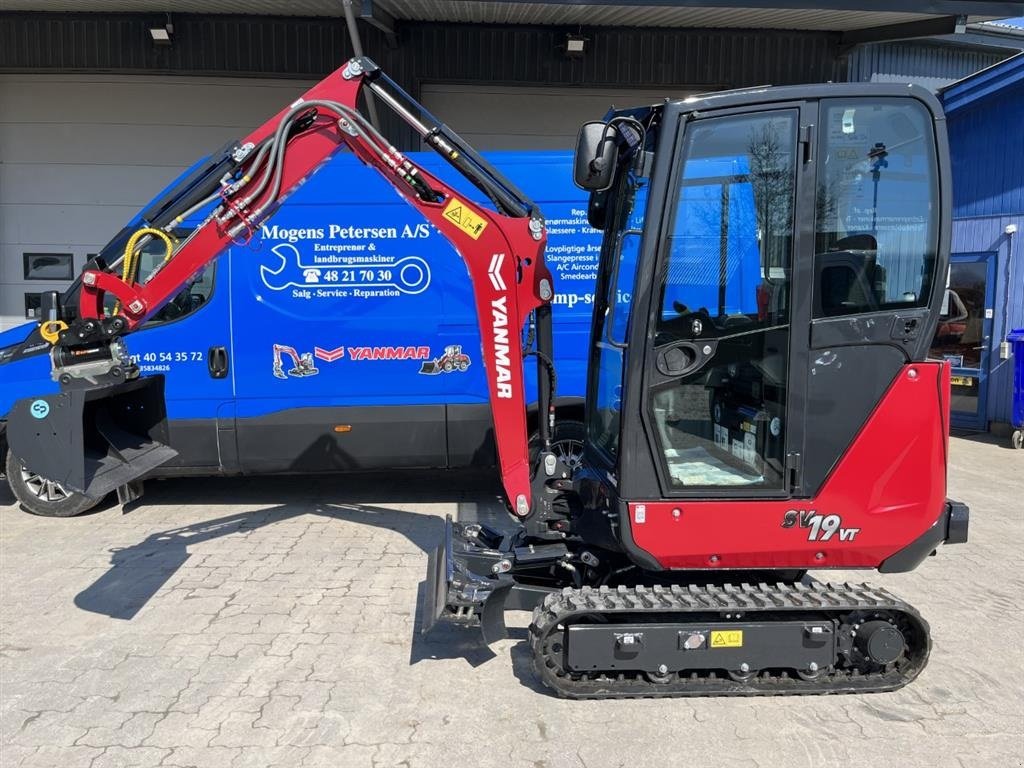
[420,83,696,150]
[0,74,314,330]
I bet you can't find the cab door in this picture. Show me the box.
[636,105,809,498]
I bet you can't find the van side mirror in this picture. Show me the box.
[574,121,618,191]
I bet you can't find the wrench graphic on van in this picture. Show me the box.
[259,243,431,295]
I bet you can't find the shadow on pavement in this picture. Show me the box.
[74,501,447,619]
[509,639,554,695]
[951,428,1020,450]
[0,480,14,506]
[133,468,504,508]
[71,471,527,670]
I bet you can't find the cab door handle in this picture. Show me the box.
[208,346,229,379]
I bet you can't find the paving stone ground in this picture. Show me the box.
[1,435,1022,768]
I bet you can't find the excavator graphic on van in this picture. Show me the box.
[272,344,319,379]
[419,345,471,375]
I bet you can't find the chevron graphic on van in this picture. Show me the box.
[314,346,345,363]
[488,252,506,291]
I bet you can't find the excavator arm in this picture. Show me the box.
[9,58,560,516]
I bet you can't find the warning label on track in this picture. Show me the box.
[710,630,744,648]
[442,197,488,240]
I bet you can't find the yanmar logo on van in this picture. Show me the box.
[489,253,513,400]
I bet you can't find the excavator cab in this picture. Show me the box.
[428,84,969,697]
[581,90,946,500]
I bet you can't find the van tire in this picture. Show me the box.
[530,419,586,472]
[4,450,99,518]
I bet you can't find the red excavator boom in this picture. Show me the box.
[12,58,559,514]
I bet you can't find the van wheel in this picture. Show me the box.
[530,419,586,472]
[4,450,98,518]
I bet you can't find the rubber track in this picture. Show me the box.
[529,580,930,699]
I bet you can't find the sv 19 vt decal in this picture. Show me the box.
[781,510,861,542]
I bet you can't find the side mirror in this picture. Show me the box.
[574,121,618,191]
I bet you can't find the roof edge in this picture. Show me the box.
[940,50,1024,111]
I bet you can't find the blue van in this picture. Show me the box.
[0,151,603,516]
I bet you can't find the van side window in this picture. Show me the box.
[814,100,939,318]
[98,228,215,325]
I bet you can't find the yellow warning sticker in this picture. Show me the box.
[442,197,489,240]
[950,375,974,387]
[710,630,744,648]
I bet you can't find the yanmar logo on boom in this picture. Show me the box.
[489,252,513,399]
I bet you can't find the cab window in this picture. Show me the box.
[814,100,939,318]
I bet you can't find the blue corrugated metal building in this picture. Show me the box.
[938,53,1024,434]
[848,39,1012,90]
[846,21,1024,91]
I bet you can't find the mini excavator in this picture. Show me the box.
[7,59,968,698]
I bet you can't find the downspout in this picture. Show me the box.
[1000,224,1016,360]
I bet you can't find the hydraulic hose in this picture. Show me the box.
[215,92,441,240]
[220,111,314,228]
[163,189,222,236]
[123,228,173,283]
[113,227,174,314]
[219,132,285,225]
[229,99,403,236]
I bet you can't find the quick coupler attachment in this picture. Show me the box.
[422,515,521,645]
[6,376,177,499]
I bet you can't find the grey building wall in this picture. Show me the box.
[0,73,318,331]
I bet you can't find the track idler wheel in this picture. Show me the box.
[856,620,906,665]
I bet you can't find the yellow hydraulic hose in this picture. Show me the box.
[40,226,176,341]
[122,227,174,283]
[113,227,175,315]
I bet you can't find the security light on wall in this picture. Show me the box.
[565,34,587,57]
[149,17,173,45]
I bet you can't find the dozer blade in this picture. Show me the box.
[420,514,513,644]
[422,538,449,635]
[6,376,178,500]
